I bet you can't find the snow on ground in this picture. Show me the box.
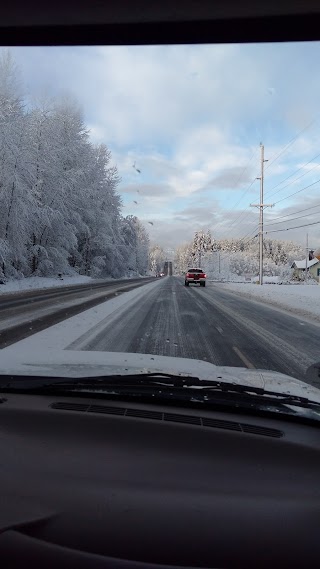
[251,276,280,284]
[0,273,149,295]
[0,275,96,295]
[4,278,164,352]
[214,282,320,322]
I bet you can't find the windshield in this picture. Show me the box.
[0,43,320,409]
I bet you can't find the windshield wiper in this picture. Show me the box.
[1,372,320,411]
[0,372,201,389]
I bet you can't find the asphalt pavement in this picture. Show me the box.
[78,276,320,381]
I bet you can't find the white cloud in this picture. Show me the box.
[9,44,277,147]
[5,42,320,249]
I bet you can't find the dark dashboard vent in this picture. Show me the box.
[92,405,125,416]
[51,402,88,412]
[164,412,202,425]
[50,402,283,438]
[126,408,162,420]
[241,423,281,437]
[202,417,242,432]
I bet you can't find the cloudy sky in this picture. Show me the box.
[6,42,320,251]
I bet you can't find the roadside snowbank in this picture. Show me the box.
[0,275,95,295]
[251,276,280,284]
[214,282,320,322]
[0,273,149,296]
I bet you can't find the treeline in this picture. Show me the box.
[0,51,149,280]
[174,230,304,277]
[148,245,166,274]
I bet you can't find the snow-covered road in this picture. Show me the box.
[7,276,320,385]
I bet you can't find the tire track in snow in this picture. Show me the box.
[81,278,245,367]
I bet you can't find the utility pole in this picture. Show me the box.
[218,252,221,274]
[250,143,273,285]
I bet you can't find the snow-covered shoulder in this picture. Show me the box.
[0,275,96,295]
[213,282,320,322]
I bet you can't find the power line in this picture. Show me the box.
[242,200,320,234]
[246,233,259,243]
[264,202,320,222]
[217,127,319,240]
[264,150,320,198]
[227,176,257,212]
[221,174,317,237]
[226,132,319,237]
[219,136,316,239]
[230,148,258,197]
[264,210,320,227]
[216,127,315,239]
[218,176,261,236]
[273,177,320,205]
[265,220,320,235]
[216,204,252,237]
[216,228,258,256]
[264,117,318,173]
[216,206,254,238]
[264,159,320,201]
[217,177,267,240]
[238,226,259,242]
[213,151,259,237]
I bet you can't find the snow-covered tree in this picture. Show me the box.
[0,51,149,280]
[191,229,214,267]
[135,218,150,275]
[175,232,304,281]
[149,245,165,274]
[174,243,194,274]
[0,50,35,278]
[119,216,149,276]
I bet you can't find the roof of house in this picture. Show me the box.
[291,258,320,269]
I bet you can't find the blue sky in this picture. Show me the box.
[5,43,320,250]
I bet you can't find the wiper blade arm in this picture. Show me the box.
[0,372,201,390]
[4,372,271,392]
[202,384,315,406]
[0,371,291,395]
[1,372,319,410]
[35,376,320,407]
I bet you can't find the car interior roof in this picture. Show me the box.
[1,0,320,45]
[1,4,320,569]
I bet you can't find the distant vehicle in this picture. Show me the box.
[160,272,165,277]
[185,268,206,287]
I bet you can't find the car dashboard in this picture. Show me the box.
[0,392,319,568]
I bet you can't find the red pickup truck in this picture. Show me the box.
[185,268,206,287]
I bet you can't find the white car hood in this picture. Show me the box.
[0,349,320,403]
